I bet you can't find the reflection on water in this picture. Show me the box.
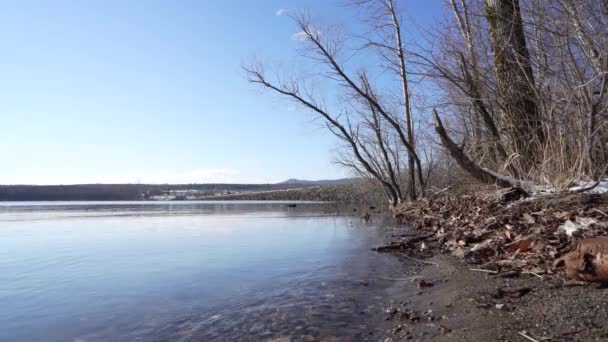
[0,201,405,341]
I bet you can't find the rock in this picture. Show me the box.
[558,217,599,236]
[522,213,536,224]
[500,187,529,203]
[418,279,434,288]
[494,287,531,298]
[321,337,341,342]
[558,220,583,236]
[362,212,371,222]
[440,324,452,335]
[562,237,608,282]
[452,248,466,258]
[465,245,496,264]
[250,322,265,333]
[270,337,292,342]
[471,240,492,252]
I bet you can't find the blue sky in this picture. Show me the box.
[0,0,444,184]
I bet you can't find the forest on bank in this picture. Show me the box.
[245,0,608,206]
[0,183,293,201]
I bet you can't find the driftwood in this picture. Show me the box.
[372,232,435,252]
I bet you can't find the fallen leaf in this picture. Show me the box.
[504,239,533,253]
[522,213,535,224]
[576,216,598,227]
[558,220,581,236]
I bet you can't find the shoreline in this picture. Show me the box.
[379,253,608,341]
[373,191,608,341]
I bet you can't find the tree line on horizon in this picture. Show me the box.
[0,183,286,201]
[245,0,608,206]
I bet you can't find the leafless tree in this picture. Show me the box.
[417,0,608,190]
[354,0,419,199]
[244,11,427,205]
[246,0,608,198]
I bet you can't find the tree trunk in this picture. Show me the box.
[485,0,543,169]
[433,109,516,188]
[387,0,416,200]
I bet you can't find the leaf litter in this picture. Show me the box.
[387,191,608,283]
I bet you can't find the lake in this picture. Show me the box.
[0,201,408,341]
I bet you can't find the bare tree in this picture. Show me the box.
[246,0,608,197]
[485,0,544,168]
[245,63,405,205]
[386,0,417,199]
[415,0,608,190]
[355,0,419,199]
[244,12,427,205]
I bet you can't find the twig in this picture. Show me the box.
[560,328,584,336]
[573,164,608,193]
[574,179,602,193]
[368,275,422,281]
[383,226,413,231]
[517,331,539,342]
[469,268,499,274]
[522,271,544,279]
[398,253,439,266]
[504,233,537,247]
[593,208,608,217]
[430,185,452,197]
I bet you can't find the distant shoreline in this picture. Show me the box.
[0,181,360,202]
[0,179,386,205]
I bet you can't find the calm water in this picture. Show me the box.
[0,201,407,341]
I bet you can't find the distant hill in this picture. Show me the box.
[277,178,358,186]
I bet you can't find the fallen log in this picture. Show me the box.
[432,109,528,189]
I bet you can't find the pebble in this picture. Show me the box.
[269,337,291,342]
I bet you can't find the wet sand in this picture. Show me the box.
[378,254,608,341]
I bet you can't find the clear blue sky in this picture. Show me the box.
[0,0,444,185]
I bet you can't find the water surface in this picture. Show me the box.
[0,201,405,341]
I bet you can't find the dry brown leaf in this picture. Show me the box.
[504,239,533,253]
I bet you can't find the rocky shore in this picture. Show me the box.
[373,190,608,341]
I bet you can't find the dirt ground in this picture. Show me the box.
[374,192,608,341]
[373,254,608,341]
